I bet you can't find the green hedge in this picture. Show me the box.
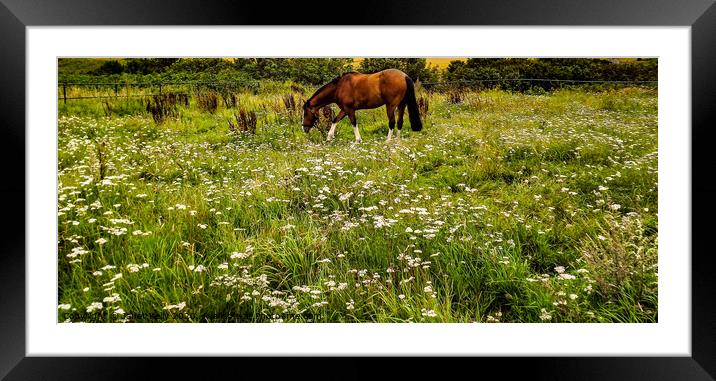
[442,58,657,92]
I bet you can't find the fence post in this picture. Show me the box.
[159,83,162,95]
[62,83,67,104]
[125,81,129,102]
[114,83,118,97]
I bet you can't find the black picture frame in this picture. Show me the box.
[2,0,714,379]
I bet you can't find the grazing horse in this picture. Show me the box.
[302,69,423,143]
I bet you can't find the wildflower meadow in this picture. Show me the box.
[57,76,657,323]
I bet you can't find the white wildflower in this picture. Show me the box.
[86,302,103,313]
[539,308,552,321]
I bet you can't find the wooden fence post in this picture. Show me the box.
[114,83,118,97]
[62,83,67,104]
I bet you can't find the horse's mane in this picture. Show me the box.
[305,72,360,106]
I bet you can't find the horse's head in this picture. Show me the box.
[302,102,319,133]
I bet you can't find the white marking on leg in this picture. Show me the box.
[396,129,401,140]
[327,123,337,141]
[386,128,393,142]
[353,124,362,142]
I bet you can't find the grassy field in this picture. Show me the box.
[57,84,658,323]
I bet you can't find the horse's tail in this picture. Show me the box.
[404,76,423,132]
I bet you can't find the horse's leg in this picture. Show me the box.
[327,110,346,141]
[347,109,361,143]
[396,103,406,141]
[386,105,397,142]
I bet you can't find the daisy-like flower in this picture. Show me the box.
[86,302,103,313]
[163,302,186,311]
[103,293,121,303]
[539,308,552,321]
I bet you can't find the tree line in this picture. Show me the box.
[59,58,656,91]
[444,58,657,91]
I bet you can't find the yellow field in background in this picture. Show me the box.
[352,57,465,69]
[425,58,465,69]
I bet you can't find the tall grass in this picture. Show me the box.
[57,85,658,323]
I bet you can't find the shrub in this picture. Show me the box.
[196,91,219,113]
[444,58,658,92]
[359,58,439,83]
[447,89,465,104]
[282,94,296,112]
[418,95,430,119]
[92,60,124,75]
[146,93,184,123]
[219,89,238,108]
[229,107,257,135]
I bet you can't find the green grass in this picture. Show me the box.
[57,85,658,323]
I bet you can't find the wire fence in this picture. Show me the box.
[420,78,658,85]
[58,80,262,103]
[58,78,658,103]
[64,92,214,100]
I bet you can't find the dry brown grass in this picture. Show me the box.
[145,93,186,124]
[228,106,257,135]
[196,91,219,113]
[418,95,430,120]
[447,89,465,104]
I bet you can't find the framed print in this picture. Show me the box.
[2,0,716,379]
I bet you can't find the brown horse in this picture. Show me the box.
[302,69,422,143]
